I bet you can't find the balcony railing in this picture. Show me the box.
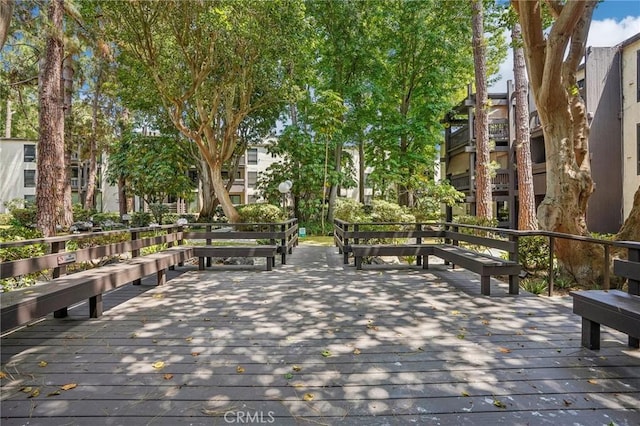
[448,127,470,151]
[449,169,510,193]
[488,120,509,141]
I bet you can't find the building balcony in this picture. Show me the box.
[448,169,510,194]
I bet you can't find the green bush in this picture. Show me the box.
[131,211,153,227]
[164,213,198,224]
[92,212,122,226]
[0,213,12,226]
[518,236,549,271]
[334,198,367,222]
[237,203,285,224]
[72,204,96,222]
[520,277,548,295]
[8,206,37,228]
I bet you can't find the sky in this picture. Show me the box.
[491,0,640,91]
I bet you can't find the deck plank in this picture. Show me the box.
[2,246,639,425]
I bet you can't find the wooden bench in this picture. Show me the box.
[1,246,193,332]
[350,228,521,296]
[571,255,640,350]
[192,245,278,271]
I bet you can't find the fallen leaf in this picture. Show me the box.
[563,399,572,406]
[481,320,490,325]
[39,361,48,367]
[461,391,470,397]
[587,379,598,385]
[353,348,361,355]
[498,347,511,353]
[456,334,465,339]
[28,388,40,398]
[236,366,245,374]
[47,391,61,397]
[153,294,164,299]
[292,365,302,372]
[152,361,166,370]
[185,336,193,342]
[321,350,332,357]
[21,387,33,393]
[0,372,6,379]
[451,310,461,316]
[303,393,314,401]
[60,383,77,391]
[191,352,200,357]
[163,374,174,380]
[284,373,294,380]
[493,399,506,409]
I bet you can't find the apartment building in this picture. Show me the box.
[442,32,640,233]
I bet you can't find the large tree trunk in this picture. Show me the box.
[210,164,239,223]
[61,56,74,228]
[514,0,600,283]
[358,133,365,203]
[85,66,103,210]
[197,158,217,220]
[512,23,537,230]
[0,0,13,50]
[472,0,492,220]
[616,186,640,242]
[36,0,65,237]
[327,143,342,223]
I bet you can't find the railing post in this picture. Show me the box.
[416,222,423,267]
[343,223,350,264]
[509,234,519,295]
[131,229,141,285]
[603,244,610,291]
[280,223,287,265]
[628,246,639,296]
[177,225,184,266]
[167,226,175,271]
[206,224,212,267]
[547,236,554,296]
[52,240,68,318]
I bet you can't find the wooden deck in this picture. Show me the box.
[1,246,639,425]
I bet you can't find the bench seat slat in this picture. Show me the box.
[192,245,278,271]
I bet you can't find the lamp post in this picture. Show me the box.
[278,180,292,216]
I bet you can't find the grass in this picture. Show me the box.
[298,235,334,246]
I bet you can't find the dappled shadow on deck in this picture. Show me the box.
[1,246,639,425]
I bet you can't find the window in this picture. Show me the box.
[247,171,258,187]
[230,194,242,205]
[24,194,35,204]
[247,148,258,165]
[24,145,36,162]
[24,170,36,187]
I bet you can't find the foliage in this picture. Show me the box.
[164,213,198,225]
[92,212,122,226]
[131,211,152,228]
[3,199,37,228]
[0,213,11,226]
[237,204,285,224]
[107,133,195,213]
[518,235,549,271]
[148,203,169,225]
[72,204,96,222]
[412,181,464,221]
[520,277,547,295]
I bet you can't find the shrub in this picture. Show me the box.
[237,203,284,224]
[0,213,12,226]
[92,212,122,228]
[518,236,549,272]
[520,277,547,295]
[131,211,153,227]
[164,213,198,225]
[334,198,366,222]
[8,206,37,228]
[72,204,96,222]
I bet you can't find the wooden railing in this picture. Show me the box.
[334,219,639,295]
[181,219,299,265]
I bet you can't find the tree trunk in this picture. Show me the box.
[327,143,342,224]
[85,66,104,210]
[512,23,537,230]
[0,0,13,50]
[616,185,640,242]
[4,98,11,138]
[210,164,239,223]
[472,0,492,220]
[61,55,74,228]
[118,176,127,217]
[358,133,365,203]
[197,158,217,220]
[36,0,64,237]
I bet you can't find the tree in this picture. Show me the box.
[472,0,492,220]
[511,20,537,230]
[102,0,305,223]
[0,0,12,49]
[512,1,599,280]
[36,0,65,237]
[106,133,195,224]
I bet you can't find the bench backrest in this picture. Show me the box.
[614,258,640,295]
[443,230,517,255]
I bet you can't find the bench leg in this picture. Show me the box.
[198,257,205,270]
[53,307,68,318]
[281,252,286,265]
[157,268,166,286]
[344,252,349,265]
[356,256,362,270]
[267,257,274,271]
[133,279,141,286]
[422,256,429,270]
[480,276,490,296]
[629,336,639,349]
[581,318,600,350]
[417,256,422,267]
[90,294,103,318]
[509,275,519,295]
[206,257,212,267]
